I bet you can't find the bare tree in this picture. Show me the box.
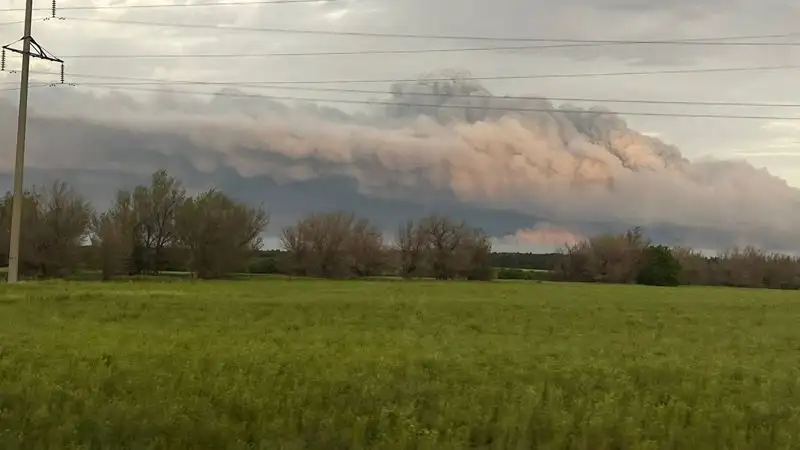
[394,215,493,280]
[0,190,37,272]
[709,247,800,289]
[0,181,92,278]
[33,182,94,277]
[281,212,353,278]
[281,221,311,276]
[422,215,470,280]
[348,217,387,277]
[716,247,765,288]
[763,253,800,290]
[557,227,649,283]
[458,228,494,280]
[555,240,591,282]
[396,219,429,278]
[281,212,386,278]
[672,246,710,286]
[175,189,268,279]
[560,234,800,290]
[91,191,137,280]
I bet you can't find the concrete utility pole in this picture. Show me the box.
[7,0,35,284]
[2,0,63,283]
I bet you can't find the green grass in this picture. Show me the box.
[1,280,800,449]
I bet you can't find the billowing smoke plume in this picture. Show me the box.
[1,69,799,251]
[500,226,586,248]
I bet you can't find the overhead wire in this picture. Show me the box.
[0,83,56,91]
[0,4,798,119]
[6,8,800,65]
[10,17,800,59]
[52,37,800,58]
[56,17,800,46]
[10,82,800,121]
[54,43,728,59]
[77,82,800,109]
[8,64,800,86]
[4,72,800,108]
[0,0,336,13]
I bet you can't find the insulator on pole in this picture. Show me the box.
[60,63,64,84]
[1,48,5,72]
[51,0,56,18]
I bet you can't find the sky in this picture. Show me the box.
[1,0,800,252]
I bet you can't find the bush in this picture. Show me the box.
[497,268,530,280]
[637,245,681,287]
[496,268,554,282]
[248,257,279,274]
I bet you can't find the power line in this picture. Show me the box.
[54,43,692,59]
[0,83,56,91]
[66,82,800,109]
[0,0,335,13]
[6,77,800,109]
[60,17,800,46]
[6,76,798,109]
[52,35,800,59]
[12,64,800,86]
[24,24,800,60]
[6,65,800,113]
[38,83,800,120]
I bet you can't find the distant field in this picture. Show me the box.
[1,280,799,449]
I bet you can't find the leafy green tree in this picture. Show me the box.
[637,245,682,287]
[131,170,186,274]
[93,170,186,276]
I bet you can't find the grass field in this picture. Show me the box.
[1,280,800,449]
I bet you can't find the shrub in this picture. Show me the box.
[637,245,682,287]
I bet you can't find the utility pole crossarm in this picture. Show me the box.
[2,37,63,64]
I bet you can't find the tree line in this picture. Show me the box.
[248,227,800,290]
[248,251,559,276]
[0,170,268,280]
[554,227,800,290]
[2,168,799,289]
[275,212,493,280]
[491,253,560,271]
[253,228,800,289]
[0,170,492,281]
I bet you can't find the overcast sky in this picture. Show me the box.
[1,0,800,252]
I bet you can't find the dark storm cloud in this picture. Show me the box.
[1,1,800,250]
[2,72,800,252]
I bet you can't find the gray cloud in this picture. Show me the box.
[2,0,800,251]
[2,70,800,251]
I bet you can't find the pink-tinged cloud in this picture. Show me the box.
[5,69,800,251]
[508,227,585,247]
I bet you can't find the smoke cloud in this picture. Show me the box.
[502,226,586,248]
[1,69,799,251]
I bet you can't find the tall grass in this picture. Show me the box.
[0,280,799,449]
